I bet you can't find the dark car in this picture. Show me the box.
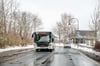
[64,44,71,48]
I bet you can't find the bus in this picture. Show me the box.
[32,31,54,52]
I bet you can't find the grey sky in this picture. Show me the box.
[19,0,98,31]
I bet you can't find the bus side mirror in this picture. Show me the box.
[52,38,54,42]
[32,34,33,38]
[32,33,37,43]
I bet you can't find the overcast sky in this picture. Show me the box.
[18,0,98,31]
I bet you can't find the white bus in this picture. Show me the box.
[32,31,54,52]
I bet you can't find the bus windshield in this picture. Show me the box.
[37,35,50,42]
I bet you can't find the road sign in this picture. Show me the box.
[76,31,80,36]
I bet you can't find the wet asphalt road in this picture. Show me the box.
[0,46,100,66]
[47,47,100,66]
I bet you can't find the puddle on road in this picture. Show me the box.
[33,52,54,66]
[24,62,34,66]
[22,52,54,66]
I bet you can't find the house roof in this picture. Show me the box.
[75,30,95,37]
[70,30,95,39]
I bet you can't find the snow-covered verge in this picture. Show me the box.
[0,45,34,52]
[71,43,100,63]
[71,44,100,56]
[0,45,34,63]
[54,43,100,63]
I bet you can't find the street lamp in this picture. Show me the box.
[68,17,79,44]
[68,18,79,35]
[70,18,79,30]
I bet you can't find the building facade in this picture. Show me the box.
[70,30,95,46]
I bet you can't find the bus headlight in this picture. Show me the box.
[49,43,54,48]
[34,43,37,47]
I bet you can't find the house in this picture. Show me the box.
[70,30,95,46]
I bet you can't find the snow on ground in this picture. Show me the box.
[71,44,94,52]
[54,43,100,57]
[79,43,93,48]
[0,43,63,53]
[0,43,100,57]
[0,45,34,52]
[54,43,64,47]
[71,43,100,57]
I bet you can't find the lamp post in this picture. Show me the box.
[68,18,79,44]
[68,18,79,35]
[57,22,61,44]
[70,18,79,30]
[58,25,61,44]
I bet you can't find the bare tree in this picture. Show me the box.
[0,0,17,33]
[0,0,42,48]
[32,15,42,32]
[53,13,77,43]
[8,0,18,33]
[53,22,62,43]
[89,6,100,41]
[14,12,42,45]
[0,0,6,34]
[0,0,18,47]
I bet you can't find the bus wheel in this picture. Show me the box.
[49,49,53,52]
[36,49,39,52]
